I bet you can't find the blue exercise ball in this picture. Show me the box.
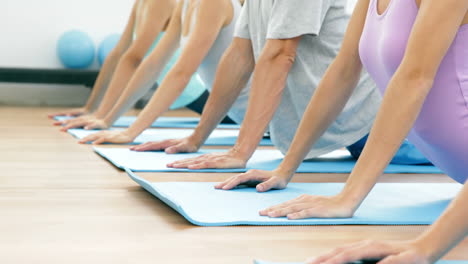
[143,33,207,109]
[98,34,121,66]
[57,30,95,69]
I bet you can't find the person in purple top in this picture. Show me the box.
[226,0,468,263]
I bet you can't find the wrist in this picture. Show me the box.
[124,126,141,140]
[228,145,253,163]
[411,236,443,263]
[188,130,207,149]
[273,166,295,182]
[83,105,91,113]
[336,187,366,213]
[102,116,114,128]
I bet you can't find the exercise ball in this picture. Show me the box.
[57,30,95,69]
[98,34,121,66]
[143,33,207,109]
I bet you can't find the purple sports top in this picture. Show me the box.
[359,0,468,183]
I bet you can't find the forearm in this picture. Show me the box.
[102,48,176,126]
[414,183,468,262]
[234,54,292,160]
[84,51,123,112]
[276,60,362,179]
[342,75,433,209]
[124,68,194,138]
[91,54,144,118]
[190,46,254,147]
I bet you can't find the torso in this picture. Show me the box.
[359,0,468,183]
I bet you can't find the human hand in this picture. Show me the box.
[259,194,356,220]
[215,169,291,192]
[78,130,135,145]
[166,149,247,170]
[48,107,88,119]
[130,136,200,154]
[306,240,432,264]
[57,115,110,131]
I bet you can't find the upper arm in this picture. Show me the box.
[226,37,256,71]
[124,0,175,59]
[333,0,371,72]
[396,0,468,82]
[260,37,301,64]
[169,0,230,75]
[142,0,183,67]
[111,3,138,55]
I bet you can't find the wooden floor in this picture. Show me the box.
[1,106,466,263]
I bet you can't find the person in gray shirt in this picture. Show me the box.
[132,0,428,172]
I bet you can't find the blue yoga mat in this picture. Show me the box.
[54,116,240,129]
[126,169,460,226]
[254,261,468,264]
[68,128,273,146]
[95,148,442,174]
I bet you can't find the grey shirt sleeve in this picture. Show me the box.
[234,3,250,39]
[267,0,332,39]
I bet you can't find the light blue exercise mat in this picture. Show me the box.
[54,116,240,129]
[95,148,442,174]
[254,260,468,264]
[68,128,273,146]
[125,169,460,226]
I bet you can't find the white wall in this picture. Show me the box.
[0,0,134,69]
[0,0,358,107]
[0,0,134,106]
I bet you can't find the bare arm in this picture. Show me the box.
[98,0,184,127]
[49,2,138,118]
[415,184,468,262]
[188,38,255,148]
[340,0,468,213]
[121,0,234,138]
[275,8,365,181]
[260,1,468,258]
[217,0,370,190]
[84,3,138,113]
[131,37,254,154]
[168,37,301,170]
[80,0,238,144]
[232,37,301,160]
[90,0,174,119]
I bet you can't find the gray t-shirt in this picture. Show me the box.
[235,0,381,159]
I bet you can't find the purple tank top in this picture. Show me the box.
[359,0,468,183]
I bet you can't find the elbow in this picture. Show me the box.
[167,66,196,86]
[121,50,145,68]
[268,47,297,68]
[274,51,297,69]
[397,66,435,92]
[261,41,298,69]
